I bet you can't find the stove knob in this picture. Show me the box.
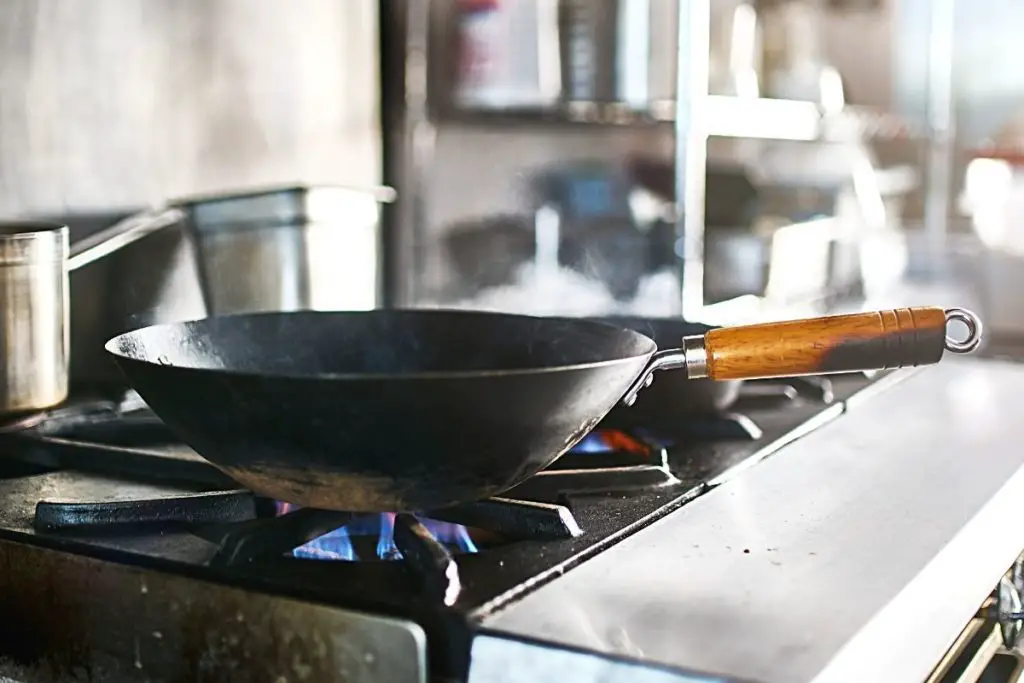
[976,573,1024,650]
[998,575,1024,649]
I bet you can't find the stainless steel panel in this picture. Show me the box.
[0,539,427,683]
[468,633,734,683]
[481,359,1024,683]
[0,1,382,217]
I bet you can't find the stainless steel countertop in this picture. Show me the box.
[477,358,1024,683]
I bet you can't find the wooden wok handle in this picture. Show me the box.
[692,307,982,381]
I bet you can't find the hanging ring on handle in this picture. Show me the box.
[943,308,983,353]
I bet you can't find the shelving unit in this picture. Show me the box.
[393,0,951,316]
[672,0,952,319]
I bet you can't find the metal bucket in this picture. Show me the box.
[178,185,393,316]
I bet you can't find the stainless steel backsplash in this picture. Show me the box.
[0,0,381,215]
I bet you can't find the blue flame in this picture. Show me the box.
[425,519,479,554]
[573,432,611,453]
[289,512,479,561]
[376,513,401,560]
[293,526,356,560]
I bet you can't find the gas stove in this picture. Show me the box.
[0,370,906,682]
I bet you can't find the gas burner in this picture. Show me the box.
[29,481,582,607]
[279,509,482,562]
[201,507,472,609]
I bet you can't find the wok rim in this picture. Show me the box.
[104,308,659,382]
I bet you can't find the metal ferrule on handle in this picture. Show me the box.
[682,334,709,379]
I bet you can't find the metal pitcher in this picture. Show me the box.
[0,221,70,413]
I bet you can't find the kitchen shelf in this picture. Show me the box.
[393,0,948,314]
[439,96,930,142]
[437,100,675,127]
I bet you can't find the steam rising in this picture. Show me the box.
[427,265,681,317]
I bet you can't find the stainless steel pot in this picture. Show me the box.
[0,222,70,413]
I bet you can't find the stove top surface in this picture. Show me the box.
[0,370,901,682]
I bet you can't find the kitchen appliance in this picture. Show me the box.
[0,222,69,414]
[104,307,979,513]
[975,249,1024,340]
[0,349,902,682]
[0,333,1021,682]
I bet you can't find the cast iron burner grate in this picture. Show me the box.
[602,376,836,445]
[738,376,836,408]
[18,411,686,607]
[31,488,583,606]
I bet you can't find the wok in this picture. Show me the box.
[105,307,981,513]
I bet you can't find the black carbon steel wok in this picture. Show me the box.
[105,307,980,512]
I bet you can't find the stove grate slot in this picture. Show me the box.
[428,497,582,539]
[648,413,763,441]
[503,465,680,500]
[734,376,836,410]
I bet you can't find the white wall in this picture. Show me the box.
[0,0,380,215]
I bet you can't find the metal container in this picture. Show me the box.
[176,185,393,316]
[0,222,70,413]
[58,185,390,388]
[27,186,390,392]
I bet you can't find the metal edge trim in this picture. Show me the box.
[810,454,1024,683]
